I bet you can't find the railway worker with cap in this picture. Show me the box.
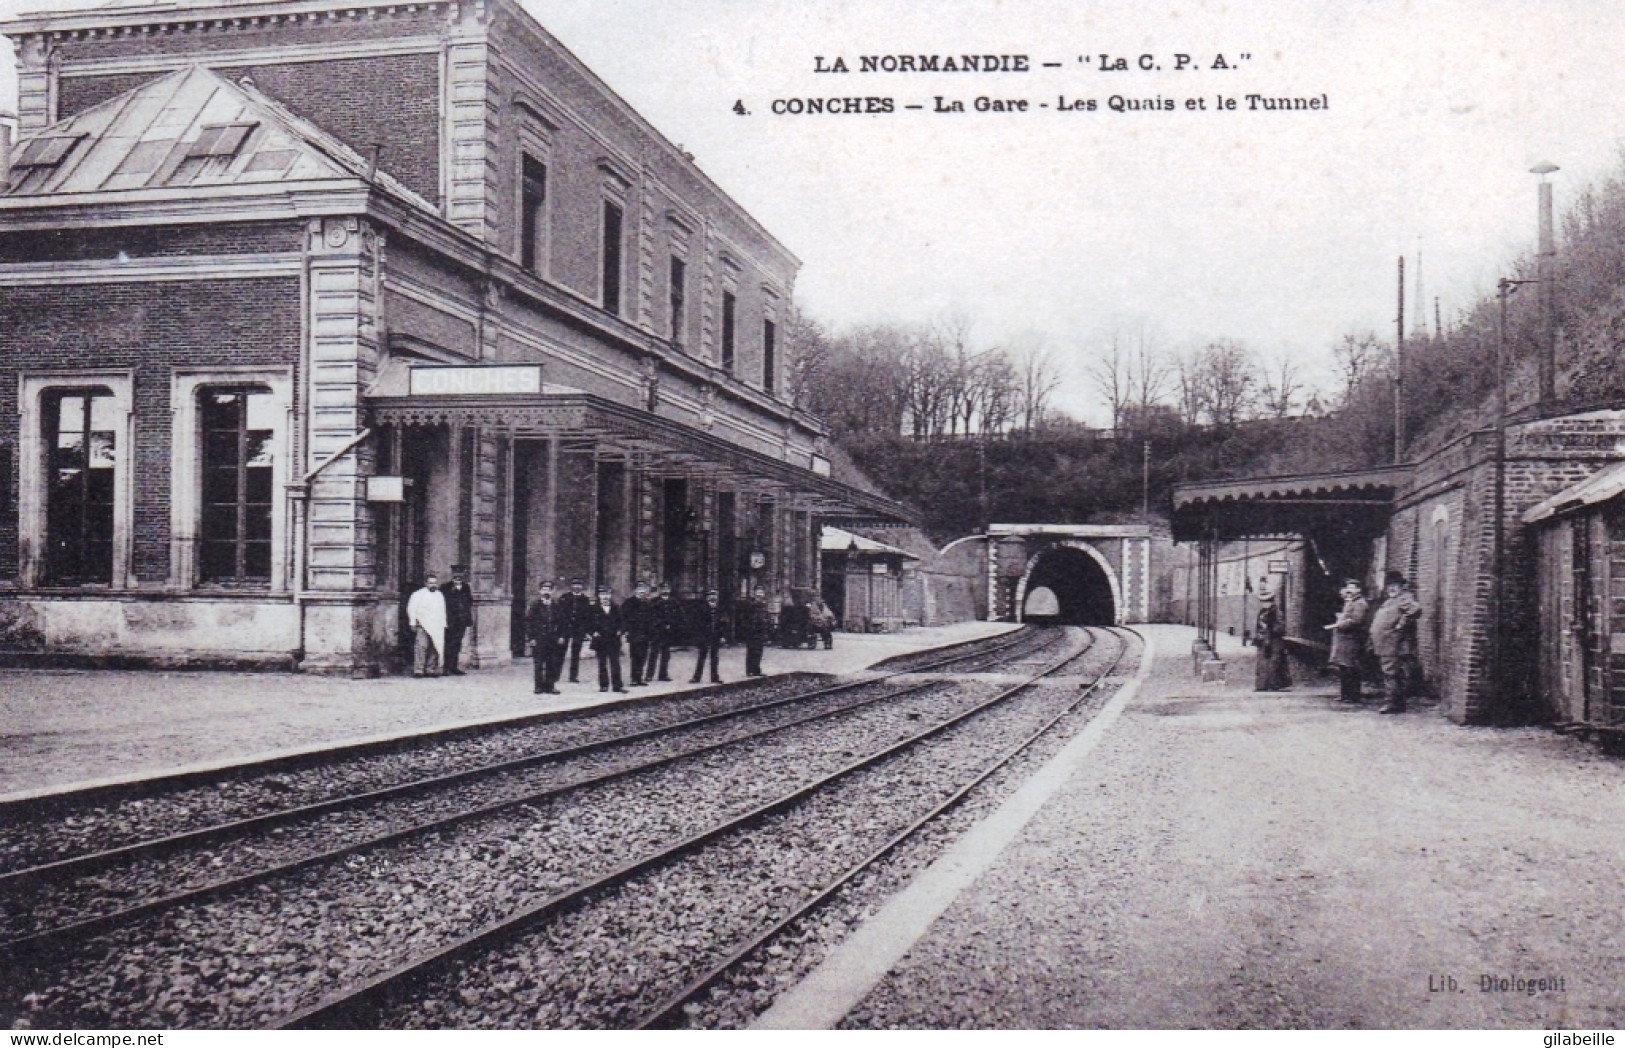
[589,585,628,693]
[742,584,774,677]
[1369,569,1423,714]
[406,573,446,678]
[1324,578,1370,704]
[441,564,474,676]
[645,581,678,682]
[526,579,568,695]
[558,577,594,684]
[1253,578,1291,692]
[690,588,727,685]
[622,580,656,686]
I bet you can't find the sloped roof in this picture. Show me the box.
[820,525,918,560]
[2,64,432,211]
[1523,461,1625,524]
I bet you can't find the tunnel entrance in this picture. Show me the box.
[1021,546,1116,625]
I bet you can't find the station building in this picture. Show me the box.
[0,0,909,675]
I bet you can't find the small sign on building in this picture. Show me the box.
[366,476,408,502]
[409,364,542,397]
[1268,559,1290,574]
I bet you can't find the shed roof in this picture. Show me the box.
[1170,464,1411,543]
[820,526,918,560]
[1522,461,1625,524]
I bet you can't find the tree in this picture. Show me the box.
[1084,333,1133,436]
[1332,331,1388,409]
[1128,324,1175,426]
[1196,339,1258,427]
[1011,338,1061,434]
[1258,352,1305,419]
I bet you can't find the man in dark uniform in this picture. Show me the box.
[442,564,474,675]
[646,581,677,682]
[558,578,593,683]
[742,584,773,677]
[622,580,655,686]
[589,585,628,693]
[690,588,727,685]
[526,579,568,695]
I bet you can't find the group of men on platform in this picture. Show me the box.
[404,565,475,678]
[525,579,777,695]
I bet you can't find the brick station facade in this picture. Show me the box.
[0,0,907,674]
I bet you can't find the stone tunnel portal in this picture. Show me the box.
[1021,546,1116,626]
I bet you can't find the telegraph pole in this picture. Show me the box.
[1533,161,1560,408]
[1395,256,1406,463]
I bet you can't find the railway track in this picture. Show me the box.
[273,626,1135,1030]
[0,627,1088,1028]
[0,624,1041,876]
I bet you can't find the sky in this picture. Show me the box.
[3,0,1624,420]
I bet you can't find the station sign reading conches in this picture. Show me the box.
[409,365,543,397]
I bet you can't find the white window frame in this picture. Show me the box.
[18,370,135,589]
[171,368,295,592]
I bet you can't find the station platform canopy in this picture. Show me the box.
[366,390,915,525]
[1171,465,1412,543]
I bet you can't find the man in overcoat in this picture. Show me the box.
[622,580,655,686]
[526,579,568,695]
[589,586,628,693]
[645,582,678,682]
[1324,578,1369,703]
[1369,570,1423,714]
[559,578,593,683]
[741,584,774,677]
[442,564,474,676]
[690,588,727,685]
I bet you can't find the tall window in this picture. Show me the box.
[669,255,687,349]
[721,291,736,373]
[602,200,624,315]
[200,389,275,583]
[520,155,547,272]
[762,319,777,393]
[45,390,117,584]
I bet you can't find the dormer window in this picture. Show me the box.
[12,134,85,171]
[185,123,258,160]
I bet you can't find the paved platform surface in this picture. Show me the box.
[768,624,1625,1030]
[0,620,1016,801]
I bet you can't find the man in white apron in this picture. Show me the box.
[407,573,448,677]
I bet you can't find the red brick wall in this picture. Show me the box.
[0,223,302,263]
[48,10,448,62]
[0,275,302,583]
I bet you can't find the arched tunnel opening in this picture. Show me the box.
[1022,547,1116,626]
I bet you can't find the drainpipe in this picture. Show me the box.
[1,117,13,189]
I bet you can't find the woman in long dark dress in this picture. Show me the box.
[1254,586,1291,692]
